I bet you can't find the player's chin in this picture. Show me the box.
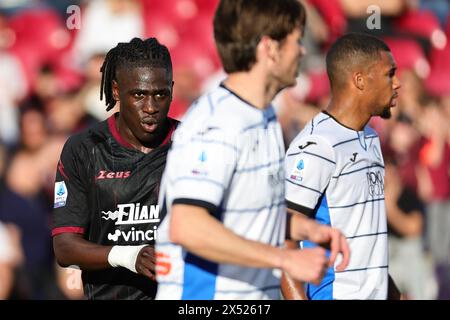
[379,107,392,119]
[288,78,297,87]
[282,77,297,90]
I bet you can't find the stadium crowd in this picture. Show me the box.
[0,0,449,299]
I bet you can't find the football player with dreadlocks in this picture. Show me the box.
[52,37,178,299]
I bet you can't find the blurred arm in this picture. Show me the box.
[53,233,156,280]
[281,239,307,300]
[169,204,328,283]
[288,208,350,271]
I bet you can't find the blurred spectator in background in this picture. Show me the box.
[78,53,113,121]
[71,0,144,67]
[418,100,450,262]
[0,13,27,148]
[417,99,450,298]
[397,70,425,122]
[0,138,7,184]
[0,143,23,299]
[0,0,449,300]
[0,222,23,299]
[385,113,423,194]
[385,156,437,300]
[53,265,83,299]
[0,108,56,299]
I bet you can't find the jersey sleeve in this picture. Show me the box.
[285,135,335,217]
[166,127,239,213]
[51,136,90,236]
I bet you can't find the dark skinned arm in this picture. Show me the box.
[281,239,308,300]
[280,208,350,299]
[53,233,156,280]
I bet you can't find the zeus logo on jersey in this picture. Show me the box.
[96,170,131,180]
[366,170,384,196]
[103,203,160,243]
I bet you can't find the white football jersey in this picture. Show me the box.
[285,111,388,300]
[155,84,286,300]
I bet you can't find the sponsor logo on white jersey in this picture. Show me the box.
[367,170,384,197]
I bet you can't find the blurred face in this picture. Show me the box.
[21,109,47,151]
[389,121,418,154]
[366,51,401,119]
[272,27,306,90]
[113,66,173,148]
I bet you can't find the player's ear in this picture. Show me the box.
[353,72,365,91]
[112,80,119,101]
[258,35,279,64]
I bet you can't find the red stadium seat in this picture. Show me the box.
[425,43,450,96]
[308,0,347,45]
[383,38,429,78]
[393,9,441,39]
[8,8,73,93]
[194,0,219,15]
[305,71,330,103]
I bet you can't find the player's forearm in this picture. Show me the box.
[387,207,423,237]
[281,240,307,300]
[53,234,113,270]
[0,264,14,299]
[170,204,284,269]
[281,272,307,300]
[288,209,316,241]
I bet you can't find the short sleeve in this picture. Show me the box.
[285,135,335,216]
[51,136,90,236]
[166,127,239,213]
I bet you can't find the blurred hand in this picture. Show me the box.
[423,107,448,140]
[5,223,23,266]
[281,247,328,285]
[135,246,156,281]
[306,223,350,272]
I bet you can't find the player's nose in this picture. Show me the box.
[393,75,401,91]
[142,100,158,114]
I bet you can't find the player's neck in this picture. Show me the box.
[224,71,276,109]
[139,120,171,153]
[327,95,371,131]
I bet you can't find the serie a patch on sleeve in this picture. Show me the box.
[289,158,305,183]
[54,181,68,208]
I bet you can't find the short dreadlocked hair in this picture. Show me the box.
[100,37,173,111]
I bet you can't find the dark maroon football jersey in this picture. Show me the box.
[52,113,177,300]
